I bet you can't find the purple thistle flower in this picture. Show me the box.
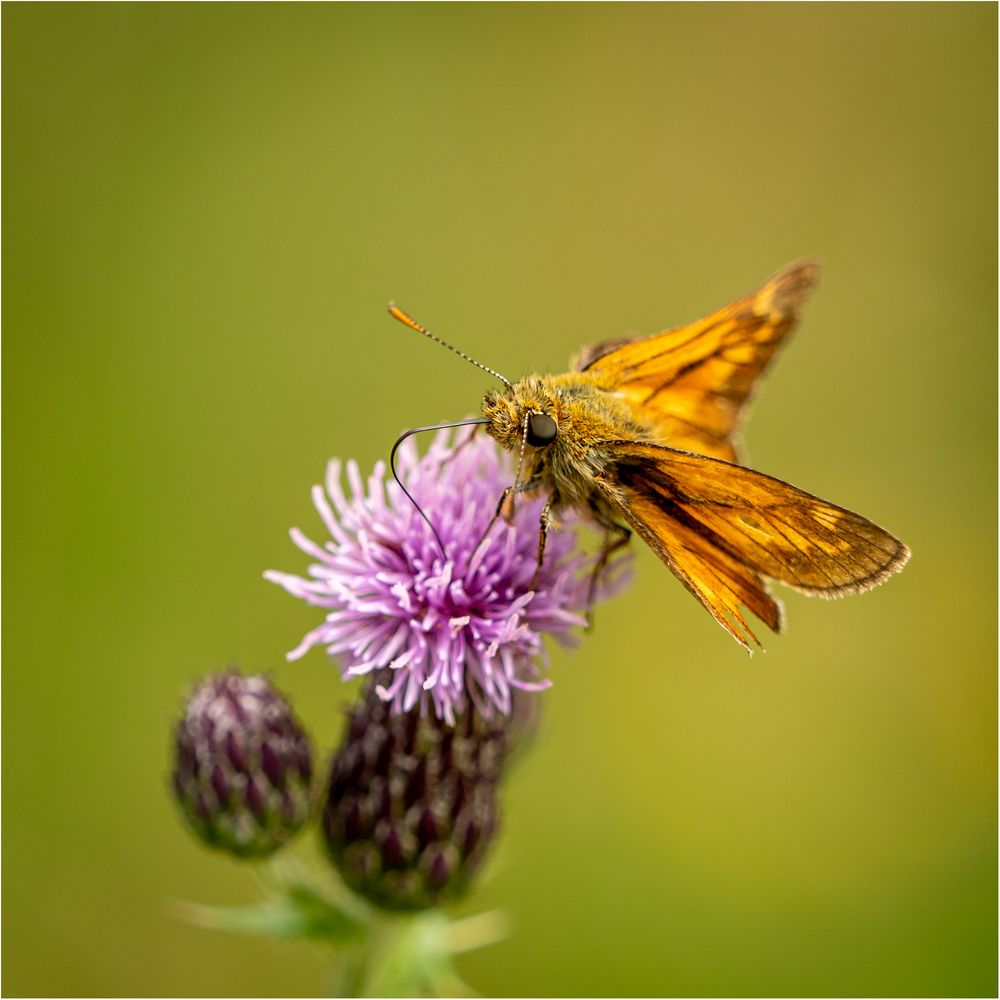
[265,429,629,722]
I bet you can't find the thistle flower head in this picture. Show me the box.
[171,672,314,858]
[322,676,511,910]
[266,430,628,721]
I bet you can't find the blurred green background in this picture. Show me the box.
[3,4,996,997]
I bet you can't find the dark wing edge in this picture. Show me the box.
[571,336,631,373]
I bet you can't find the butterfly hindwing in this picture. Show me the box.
[575,260,821,463]
[595,440,910,649]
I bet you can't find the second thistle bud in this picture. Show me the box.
[322,685,509,910]
[172,672,314,858]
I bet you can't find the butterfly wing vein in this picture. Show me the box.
[576,259,822,463]
[596,441,910,650]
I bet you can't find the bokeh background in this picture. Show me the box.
[3,4,996,997]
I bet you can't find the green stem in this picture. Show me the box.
[351,910,455,998]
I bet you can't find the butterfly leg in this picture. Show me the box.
[530,488,561,588]
[498,475,545,523]
[585,505,631,628]
[471,477,544,562]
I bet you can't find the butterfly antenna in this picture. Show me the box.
[390,417,492,559]
[388,303,513,392]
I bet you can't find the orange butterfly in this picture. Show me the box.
[389,260,910,649]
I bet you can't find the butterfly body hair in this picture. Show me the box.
[481,373,649,513]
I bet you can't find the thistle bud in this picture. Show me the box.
[322,685,509,910]
[172,672,313,858]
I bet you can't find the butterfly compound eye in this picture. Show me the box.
[526,412,558,447]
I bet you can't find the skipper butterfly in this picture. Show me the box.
[389,261,909,649]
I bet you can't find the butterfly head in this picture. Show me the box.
[482,379,560,453]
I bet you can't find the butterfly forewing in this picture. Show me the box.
[596,440,910,649]
[576,260,821,463]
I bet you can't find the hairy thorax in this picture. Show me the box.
[481,372,647,511]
